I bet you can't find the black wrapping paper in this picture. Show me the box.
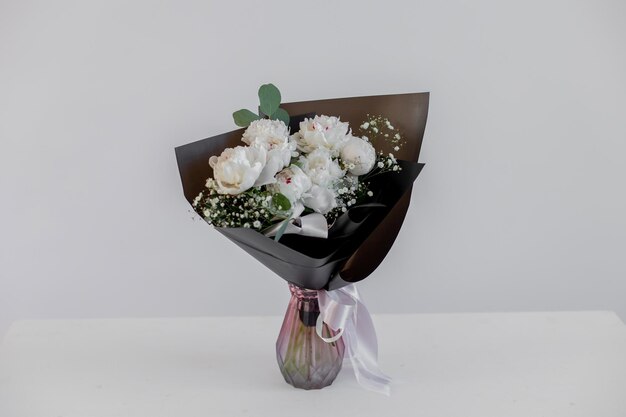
[175,93,429,290]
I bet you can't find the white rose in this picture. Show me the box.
[268,165,312,203]
[209,146,266,195]
[291,115,350,156]
[302,185,337,214]
[242,119,295,186]
[340,135,376,176]
[299,148,345,187]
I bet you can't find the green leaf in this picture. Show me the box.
[258,83,281,117]
[272,193,291,211]
[271,107,290,126]
[233,109,260,127]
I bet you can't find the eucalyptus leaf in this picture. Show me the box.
[233,109,260,127]
[258,84,281,117]
[272,107,290,126]
[273,218,290,242]
[272,193,291,211]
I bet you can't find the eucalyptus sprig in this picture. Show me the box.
[233,83,290,127]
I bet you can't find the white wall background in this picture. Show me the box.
[1,0,625,338]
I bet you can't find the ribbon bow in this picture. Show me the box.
[316,282,392,395]
[263,202,388,241]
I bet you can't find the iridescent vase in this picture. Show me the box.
[276,284,345,389]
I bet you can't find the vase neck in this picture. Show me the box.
[289,283,318,300]
[288,284,319,326]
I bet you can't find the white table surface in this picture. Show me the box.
[1,311,625,417]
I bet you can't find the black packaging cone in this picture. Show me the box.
[175,93,429,290]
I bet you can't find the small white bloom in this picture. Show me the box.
[360,122,369,130]
[367,191,374,197]
[393,165,399,171]
[394,133,401,140]
[394,146,400,151]
[340,136,376,176]
[378,161,384,168]
[209,146,266,195]
[205,178,216,189]
[253,220,261,228]
[372,127,378,133]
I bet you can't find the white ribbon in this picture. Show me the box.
[316,283,392,395]
[263,213,328,239]
[263,202,329,239]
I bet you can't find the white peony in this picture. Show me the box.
[209,146,266,195]
[268,165,312,204]
[255,146,293,186]
[302,185,337,214]
[242,119,295,186]
[291,115,350,156]
[242,119,290,150]
[340,135,376,176]
[299,148,345,187]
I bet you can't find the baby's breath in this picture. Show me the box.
[192,182,278,231]
[324,176,371,224]
[358,114,407,151]
[358,115,405,179]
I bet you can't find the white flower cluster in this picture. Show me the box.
[194,114,397,231]
[209,119,294,195]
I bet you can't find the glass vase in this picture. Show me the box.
[276,283,345,389]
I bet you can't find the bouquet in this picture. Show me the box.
[175,84,429,394]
